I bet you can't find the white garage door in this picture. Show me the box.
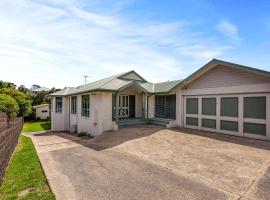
[184,94,270,140]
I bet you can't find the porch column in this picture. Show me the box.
[115,92,119,121]
[145,93,148,119]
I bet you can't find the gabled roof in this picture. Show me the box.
[33,104,49,109]
[176,59,270,89]
[49,70,181,96]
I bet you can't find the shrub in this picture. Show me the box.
[0,94,19,118]
[0,88,32,117]
[77,132,88,137]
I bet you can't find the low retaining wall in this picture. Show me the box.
[0,112,23,184]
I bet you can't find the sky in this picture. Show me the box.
[0,0,270,88]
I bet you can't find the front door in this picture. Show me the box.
[129,95,135,118]
[119,95,129,118]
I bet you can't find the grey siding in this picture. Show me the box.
[187,65,270,89]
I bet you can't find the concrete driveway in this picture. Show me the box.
[29,125,270,200]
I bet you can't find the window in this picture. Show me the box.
[221,97,238,117]
[186,98,198,114]
[42,110,48,113]
[71,96,77,114]
[202,98,216,116]
[244,97,266,119]
[55,97,62,113]
[81,95,90,117]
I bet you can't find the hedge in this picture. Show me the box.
[0,94,19,118]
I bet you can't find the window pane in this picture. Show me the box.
[244,122,266,136]
[202,98,216,116]
[186,98,198,114]
[186,117,198,126]
[220,120,238,132]
[221,97,238,117]
[55,97,62,113]
[244,97,266,119]
[81,95,90,117]
[202,118,216,129]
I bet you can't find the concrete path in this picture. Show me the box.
[29,131,235,200]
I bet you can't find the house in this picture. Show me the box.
[31,87,50,93]
[33,104,50,120]
[49,59,270,140]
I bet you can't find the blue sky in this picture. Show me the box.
[0,0,270,88]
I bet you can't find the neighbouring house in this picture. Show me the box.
[33,104,50,120]
[31,87,50,93]
[49,59,270,140]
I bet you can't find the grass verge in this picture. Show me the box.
[0,136,55,200]
[22,121,51,133]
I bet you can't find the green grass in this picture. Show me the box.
[22,121,51,133]
[0,136,55,200]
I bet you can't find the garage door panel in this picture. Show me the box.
[220,120,238,132]
[186,98,198,114]
[244,96,266,119]
[186,117,198,126]
[221,97,238,117]
[202,98,216,116]
[202,118,216,129]
[244,122,266,136]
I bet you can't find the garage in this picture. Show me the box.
[184,94,270,140]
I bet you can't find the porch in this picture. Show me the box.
[112,83,177,129]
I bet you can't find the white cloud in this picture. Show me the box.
[216,19,242,41]
[0,0,230,88]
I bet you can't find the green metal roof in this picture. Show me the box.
[50,59,270,96]
[49,70,182,96]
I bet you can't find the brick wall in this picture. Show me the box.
[0,112,23,184]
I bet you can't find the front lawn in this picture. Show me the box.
[22,121,51,133]
[0,136,55,200]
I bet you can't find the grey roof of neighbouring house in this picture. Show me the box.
[49,70,182,96]
[31,87,50,92]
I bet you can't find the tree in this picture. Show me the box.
[30,84,41,90]
[0,80,16,89]
[0,94,19,118]
[18,85,29,93]
[0,88,32,117]
[32,91,49,106]
[48,87,61,94]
